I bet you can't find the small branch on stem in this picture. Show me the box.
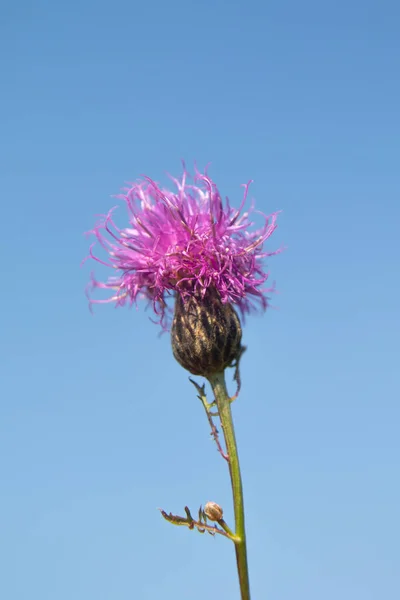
[230,345,247,402]
[159,505,237,541]
[189,378,229,462]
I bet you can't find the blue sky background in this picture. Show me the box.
[1,1,399,598]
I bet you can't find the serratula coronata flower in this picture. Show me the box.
[85,164,279,338]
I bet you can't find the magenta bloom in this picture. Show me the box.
[85,165,279,328]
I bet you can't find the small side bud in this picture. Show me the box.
[204,501,223,521]
[171,287,243,376]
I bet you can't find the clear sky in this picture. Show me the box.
[1,1,399,599]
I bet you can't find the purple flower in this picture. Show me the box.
[85,164,279,329]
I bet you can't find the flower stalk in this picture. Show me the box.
[208,371,251,600]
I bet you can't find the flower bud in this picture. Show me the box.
[171,287,243,376]
[204,501,224,521]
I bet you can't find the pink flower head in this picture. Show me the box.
[85,164,280,329]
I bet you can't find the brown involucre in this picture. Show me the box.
[171,287,243,376]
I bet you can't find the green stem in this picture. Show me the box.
[208,371,251,600]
